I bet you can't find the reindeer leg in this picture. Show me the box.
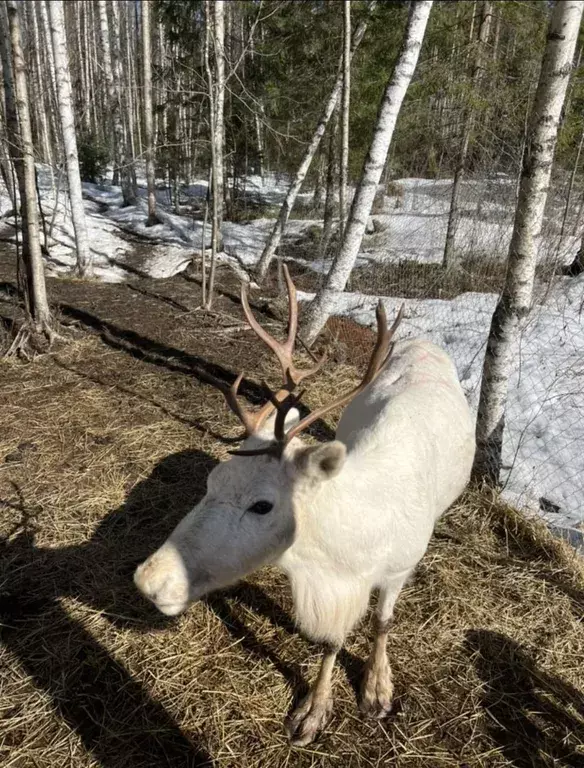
[286,646,338,746]
[360,570,412,718]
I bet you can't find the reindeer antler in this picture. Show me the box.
[208,265,326,438]
[233,301,405,457]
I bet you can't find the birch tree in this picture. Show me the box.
[254,3,376,282]
[339,0,351,241]
[320,107,340,259]
[203,0,226,309]
[110,0,137,202]
[0,5,19,211]
[38,0,60,170]
[98,0,130,202]
[302,1,433,344]
[442,1,492,269]
[474,0,584,483]
[213,0,225,232]
[48,0,92,278]
[4,0,55,350]
[28,1,52,167]
[141,0,158,225]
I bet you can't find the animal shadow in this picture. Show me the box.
[0,449,218,767]
[2,446,355,764]
[465,629,584,768]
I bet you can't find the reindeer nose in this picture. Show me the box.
[133,544,189,616]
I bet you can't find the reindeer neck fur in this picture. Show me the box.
[275,339,475,647]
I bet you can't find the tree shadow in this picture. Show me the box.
[0,449,218,767]
[1,446,364,764]
[488,512,584,618]
[204,581,365,707]
[58,303,335,442]
[465,629,584,768]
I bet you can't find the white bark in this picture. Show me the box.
[443,0,492,269]
[474,0,584,483]
[0,3,19,208]
[339,0,351,242]
[204,0,226,309]
[109,0,136,204]
[320,106,339,259]
[97,2,116,178]
[213,0,225,233]
[5,0,51,327]
[38,1,57,99]
[38,1,60,162]
[48,0,92,278]
[141,0,157,224]
[255,3,375,281]
[28,1,52,166]
[302,1,433,344]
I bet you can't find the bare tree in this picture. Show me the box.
[203,0,226,309]
[110,0,137,203]
[0,4,19,211]
[339,0,351,242]
[141,0,157,225]
[28,1,52,167]
[302,1,434,344]
[254,2,376,282]
[213,0,225,233]
[474,0,584,483]
[3,0,55,350]
[38,0,60,171]
[48,0,92,278]
[97,0,134,205]
[443,0,492,270]
[320,107,340,260]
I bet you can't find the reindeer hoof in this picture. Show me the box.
[285,692,333,746]
[360,657,394,719]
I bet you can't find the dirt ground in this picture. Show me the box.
[1,242,583,768]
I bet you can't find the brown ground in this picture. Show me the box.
[1,242,583,768]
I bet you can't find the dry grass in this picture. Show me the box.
[1,306,584,767]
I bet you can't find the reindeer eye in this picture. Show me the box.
[247,500,273,515]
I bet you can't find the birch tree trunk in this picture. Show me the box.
[48,0,92,278]
[213,0,225,234]
[302,1,433,344]
[97,0,116,182]
[255,2,376,282]
[339,0,351,242]
[442,0,492,270]
[474,0,584,483]
[320,107,340,259]
[0,5,20,211]
[5,0,52,333]
[204,0,217,309]
[109,0,136,204]
[28,1,52,167]
[141,0,157,225]
[38,1,60,167]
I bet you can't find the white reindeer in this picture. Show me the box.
[134,267,476,746]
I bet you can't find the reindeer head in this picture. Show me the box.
[133,268,403,616]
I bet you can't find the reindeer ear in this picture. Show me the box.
[294,441,346,481]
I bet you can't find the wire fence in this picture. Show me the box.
[288,175,584,549]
